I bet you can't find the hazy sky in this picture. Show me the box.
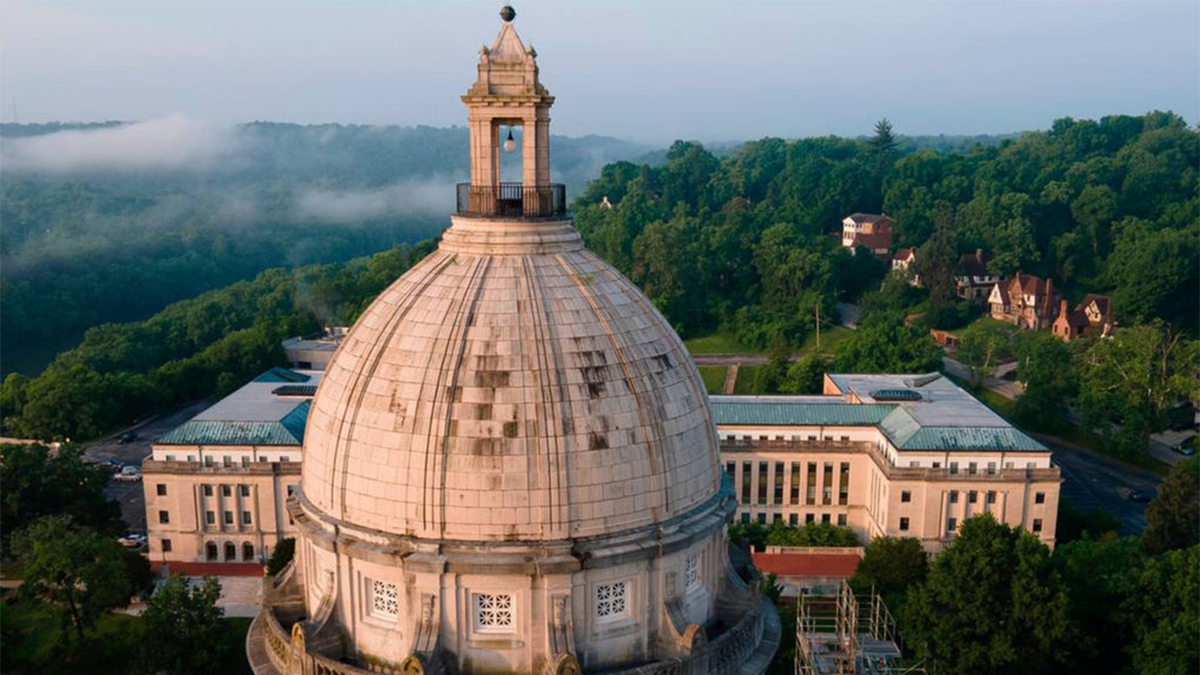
[2,1,1197,143]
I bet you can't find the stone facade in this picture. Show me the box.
[713,374,1061,552]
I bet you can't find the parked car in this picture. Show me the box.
[1128,489,1157,503]
[115,465,142,482]
[98,459,124,472]
[118,533,147,548]
[116,431,138,444]
[1175,443,1196,456]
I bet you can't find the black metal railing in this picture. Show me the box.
[455,182,566,218]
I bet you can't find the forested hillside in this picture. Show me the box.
[2,112,1196,448]
[0,122,651,375]
[572,112,1197,345]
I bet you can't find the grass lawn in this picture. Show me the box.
[948,315,1019,339]
[734,365,764,395]
[684,331,759,355]
[1,597,253,675]
[0,560,24,580]
[797,325,852,357]
[697,366,728,394]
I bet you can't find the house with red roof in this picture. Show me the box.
[842,213,894,259]
[1052,294,1114,341]
[955,249,1000,302]
[988,272,1061,330]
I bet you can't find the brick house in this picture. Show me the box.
[955,249,1000,302]
[1052,294,1114,341]
[988,272,1061,330]
[842,213,894,258]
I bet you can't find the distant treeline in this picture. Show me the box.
[0,241,436,440]
[0,123,652,374]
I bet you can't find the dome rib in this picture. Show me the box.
[322,252,459,520]
[556,253,669,523]
[423,255,492,536]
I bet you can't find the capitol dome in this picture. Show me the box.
[251,8,777,675]
[302,218,721,542]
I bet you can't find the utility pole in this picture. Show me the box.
[815,303,821,350]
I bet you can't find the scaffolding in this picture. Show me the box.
[794,582,926,675]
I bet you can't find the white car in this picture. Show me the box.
[114,465,142,482]
[118,534,147,548]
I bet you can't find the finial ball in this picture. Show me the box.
[500,5,516,22]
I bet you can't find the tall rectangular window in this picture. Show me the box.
[741,462,751,504]
[161,539,172,552]
[822,463,833,505]
[725,462,735,479]
[948,490,959,504]
[1035,492,1045,504]
[790,462,801,504]
[205,511,215,525]
[242,511,252,525]
[240,485,250,497]
[806,463,817,505]
[773,462,784,505]
[757,462,768,505]
[838,462,850,505]
[899,517,909,531]
[947,517,958,531]
[158,510,169,524]
[837,514,847,527]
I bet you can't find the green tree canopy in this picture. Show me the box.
[139,575,229,675]
[0,443,122,554]
[849,536,929,597]
[834,315,943,374]
[1142,457,1200,555]
[1125,545,1200,675]
[13,516,130,642]
[902,514,1077,675]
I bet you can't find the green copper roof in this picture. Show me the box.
[711,399,894,426]
[254,367,311,383]
[157,419,305,446]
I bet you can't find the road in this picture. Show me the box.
[1047,439,1162,535]
[87,400,212,535]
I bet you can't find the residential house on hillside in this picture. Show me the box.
[892,247,920,286]
[841,213,894,258]
[955,249,1000,302]
[1052,294,1114,341]
[988,272,1061,330]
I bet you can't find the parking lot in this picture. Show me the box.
[87,400,211,535]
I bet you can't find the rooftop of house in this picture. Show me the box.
[844,213,894,225]
[155,368,322,446]
[281,327,347,353]
[711,373,1046,452]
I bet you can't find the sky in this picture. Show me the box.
[1,1,1197,144]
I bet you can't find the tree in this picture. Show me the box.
[765,521,859,547]
[13,516,130,642]
[955,323,1013,387]
[902,514,1077,675]
[912,205,957,311]
[1053,535,1144,674]
[780,355,829,395]
[1069,184,1118,256]
[835,315,943,374]
[1105,218,1199,330]
[266,537,296,576]
[1125,545,1199,675]
[1142,457,1200,555]
[1076,322,1199,459]
[1012,331,1076,431]
[849,536,928,597]
[0,443,122,554]
[139,575,229,675]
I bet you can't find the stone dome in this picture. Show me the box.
[301,216,722,542]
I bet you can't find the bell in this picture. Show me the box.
[503,128,516,153]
